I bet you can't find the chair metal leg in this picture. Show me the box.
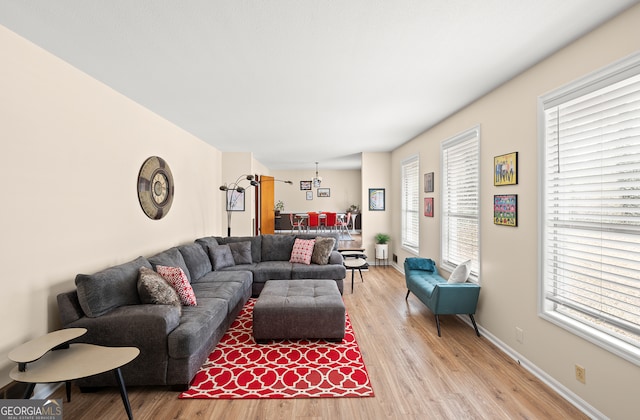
[435,315,442,337]
[469,314,481,337]
[405,290,411,300]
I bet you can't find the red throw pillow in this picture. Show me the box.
[156,265,197,306]
[289,238,316,265]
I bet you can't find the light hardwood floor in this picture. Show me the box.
[51,266,587,419]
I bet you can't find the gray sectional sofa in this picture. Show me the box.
[56,233,346,390]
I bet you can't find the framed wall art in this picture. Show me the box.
[494,152,518,186]
[494,194,517,226]
[300,180,312,190]
[424,197,434,217]
[306,191,313,200]
[424,172,434,193]
[369,188,385,211]
[317,188,330,197]
[226,189,245,211]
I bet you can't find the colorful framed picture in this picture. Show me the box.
[317,188,330,197]
[300,180,312,190]
[226,189,245,211]
[494,194,517,226]
[306,191,313,200]
[369,188,385,211]
[494,152,518,186]
[424,172,434,193]
[424,197,434,217]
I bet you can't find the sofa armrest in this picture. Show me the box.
[65,304,181,349]
[57,290,84,325]
[431,282,480,314]
[328,250,344,265]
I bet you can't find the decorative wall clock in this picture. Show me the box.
[137,156,174,220]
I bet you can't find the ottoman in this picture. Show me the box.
[253,280,346,342]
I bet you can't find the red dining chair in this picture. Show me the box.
[290,213,305,233]
[306,212,320,232]
[337,212,352,238]
[323,212,337,232]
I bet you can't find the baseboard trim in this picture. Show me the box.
[456,315,606,420]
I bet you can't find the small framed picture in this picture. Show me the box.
[494,152,518,186]
[424,172,434,193]
[369,188,385,211]
[300,180,312,190]
[317,188,330,197]
[226,189,245,211]
[306,191,313,200]
[494,194,517,226]
[424,197,434,217]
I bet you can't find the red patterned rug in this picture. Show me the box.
[179,298,374,399]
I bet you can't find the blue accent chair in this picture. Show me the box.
[404,258,481,337]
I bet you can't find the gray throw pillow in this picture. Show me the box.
[137,267,181,309]
[228,241,252,265]
[311,237,336,265]
[208,244,236,270]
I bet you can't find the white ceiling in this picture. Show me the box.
[1,1,638,170]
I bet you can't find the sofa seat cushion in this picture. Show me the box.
[250,261,293,282]
[291,262,346,280]
[75,256,149,318]
[407,271,445,299]
[167,297,228,359]
[191,279,251,316]
[196,270,254,284]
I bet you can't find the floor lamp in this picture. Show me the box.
[219,174,259,237]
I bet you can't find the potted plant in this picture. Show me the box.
[347,204,360,214]
[274,200,285,216]
[374,233,390,260]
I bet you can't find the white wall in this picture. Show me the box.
[0,25,223,386]
[390,5,640,419]
[361,152,392,260]
[270,168,361,215]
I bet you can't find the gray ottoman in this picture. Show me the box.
[253,280,346,342]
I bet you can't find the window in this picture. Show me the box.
[401,155,419,253]
[539,52,640,364]
[441,126,480,280]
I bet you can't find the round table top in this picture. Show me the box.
[343,258,367,268]
[10,343,139,383]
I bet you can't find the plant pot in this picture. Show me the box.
[375,244,388,259]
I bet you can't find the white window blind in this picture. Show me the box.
[441,127,480,278]
[540,53,640,363]
[402,155,419,252]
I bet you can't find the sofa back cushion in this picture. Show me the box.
[215,236,262,263]
[296,233,340,250]
[195,236,219,254]
[178,243,212,282]
[148,247,192,283]
[262,234,296,261]
[75,256,149,318]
